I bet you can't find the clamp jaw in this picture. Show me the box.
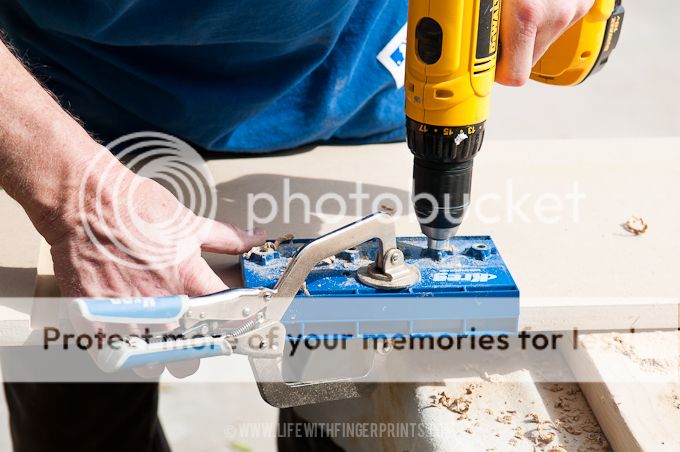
[74,212,419,405]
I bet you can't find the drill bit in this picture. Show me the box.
[427,238,449,252]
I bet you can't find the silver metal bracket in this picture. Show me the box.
[356,247,420,290]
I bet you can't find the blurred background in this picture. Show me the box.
[489,0,679,140]
[1,1,678,451]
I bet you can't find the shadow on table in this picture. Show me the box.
[0,267,37,297]
[214,173,411,238]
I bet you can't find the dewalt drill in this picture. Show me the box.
[405,0,624,250]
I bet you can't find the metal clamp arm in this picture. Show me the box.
[268,211,420,321]
[274,212,397,298]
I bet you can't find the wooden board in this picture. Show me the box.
[562,331,680,452]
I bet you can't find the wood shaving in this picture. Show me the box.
[430,391,471,415]
[272,233,295,249]
[243,233,294,259]
[430,384,607,451]
[465,383,479,395]
[543,383,564,393]
[537,430,557,444]
[316,256,335,266]
[527,413,541,423]
[496,415,513,424]
[513,426,525,439]
[549,385,609,450]
[622,215,648,235]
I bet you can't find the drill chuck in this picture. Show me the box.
[412,158,473,238]
[408,117,484,246]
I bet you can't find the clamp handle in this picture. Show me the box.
[74,295,189,324]
[97,336,232,373]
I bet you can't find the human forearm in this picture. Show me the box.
[0,39,121,243]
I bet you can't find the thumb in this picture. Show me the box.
[198,218,266,254]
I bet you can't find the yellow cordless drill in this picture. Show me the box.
[406,0,624,250]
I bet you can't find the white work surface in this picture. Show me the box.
[1,138,679,335]
[1,138,679,451]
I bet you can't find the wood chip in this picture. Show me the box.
[272,233,295,249]
[496,415,513,424]
[316,256,335,266]
[527,413,541,423]
[538,430,557,444]
[430,391,471,415]
[513,426,524,440]
[243,233,294,259]
[622,215,648,235]
[544,383,564,392]
[465,383,478,395]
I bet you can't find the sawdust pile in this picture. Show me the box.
[610,335,672,374]
[429,383,610,452]
[544,384,609,451]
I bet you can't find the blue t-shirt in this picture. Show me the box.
[0,1,408,152]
